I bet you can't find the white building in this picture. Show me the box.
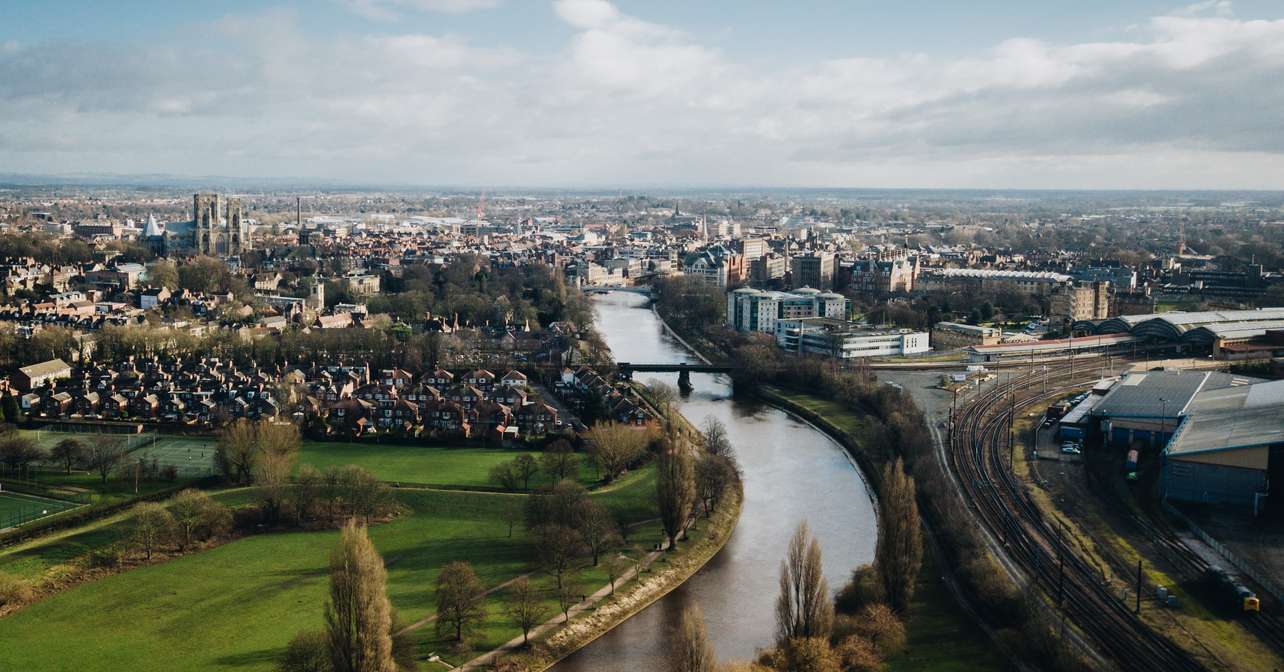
[775,318,930,359]
[726,287,847,333]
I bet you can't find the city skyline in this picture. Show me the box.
[2,0,1284,189]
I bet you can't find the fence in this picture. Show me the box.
[1162,501,1284,603]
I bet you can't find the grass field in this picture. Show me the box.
[296,441,600,489]
[885,545,1002,672]
[0,490,80,529]
[0,463,663,671]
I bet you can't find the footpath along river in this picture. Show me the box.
[552,291,877,670]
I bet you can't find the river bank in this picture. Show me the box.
[527,485,743,671]
[554,292,876,669]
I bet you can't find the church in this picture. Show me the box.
[191,193,250,255]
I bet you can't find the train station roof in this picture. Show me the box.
[1090,370,1258,419]
[1076,307,1284,342]
[1166,405,1281,464]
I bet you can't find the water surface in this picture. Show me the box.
[552,292,877,669]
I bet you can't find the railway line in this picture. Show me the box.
[949,362,1209,672]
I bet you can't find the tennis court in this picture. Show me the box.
[22,428,219,479]
[126,435,219,478]
[21,428,155,453]
[0,489,80,528]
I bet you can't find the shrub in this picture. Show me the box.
[834,564,884,614]
[846,603,906,656]
[0,571,33,608]
[833,635,882,672]
[89,546,123,569]
[277,630,330,672]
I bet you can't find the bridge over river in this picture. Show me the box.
[616,361,734,389]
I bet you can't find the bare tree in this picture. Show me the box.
[670,604,716,672]
[556,570,582,623]
[540,440,579,482]
[607,553,631,594]
[694,454,736,517]
[700,417,732,459]
[585,422,649,482]
[256,421,302,524]
[435,561,485,643]
[0,436,44,475]
[512,453,539,490]
[535,524,584,591]
[578,500,620,566]
[50,438,85,474]
[130,501,175,561]
[216,419,259,484]
[168,488,231,550]
[86,437,128,484]
[291,464,324,523]
[876,458,921,613]
[645,380,678,418]
[655,443,695,550]
[325,521,395,672]
[501,508,520,538]
[489,461,521,491]
[506,576,548,646]
[775,521,834,645]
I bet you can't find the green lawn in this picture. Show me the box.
[767,387,870,437]
[0,465,663,671]
[885,545,1003,672]
[296,441,599,489]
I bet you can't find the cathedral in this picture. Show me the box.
[192,193,250,255]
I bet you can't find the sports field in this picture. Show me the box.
[127,436,218,478]
[21,430,218,479]
[0,490,80,529]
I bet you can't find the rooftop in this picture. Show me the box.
[1091,370,1259,419]
[1166,406,1281,465]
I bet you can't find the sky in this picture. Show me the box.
[1,0,1283,190]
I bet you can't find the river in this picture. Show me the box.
[552,291,878,670]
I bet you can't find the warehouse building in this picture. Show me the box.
[1087,370,1279,511]
[1089,370,1259,448]
[1163,379,1283,512]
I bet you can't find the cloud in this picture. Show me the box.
[341,0,500,21]
[1,1,1283,189]
[1171,0,1235,18]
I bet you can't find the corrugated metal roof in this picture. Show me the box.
[1167,405,1284,459]
[1091,370,1252,419]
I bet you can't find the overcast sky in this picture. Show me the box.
[2,0,1283,189]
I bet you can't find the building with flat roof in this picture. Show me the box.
[726,287,846,333]
[790,251,835,290]
[919,268,1071,296]
[1161,378,1284,511]
[932,321,1002,350]
[775,317,929,359]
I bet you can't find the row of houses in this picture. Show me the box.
[11,357,568,442]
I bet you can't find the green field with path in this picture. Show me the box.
[0,439,663,671]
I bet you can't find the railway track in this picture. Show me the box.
[949,363,1208,672]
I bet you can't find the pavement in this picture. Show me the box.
[455,544,669,671]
